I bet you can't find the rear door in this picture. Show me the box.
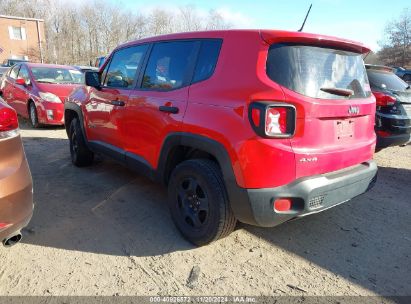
[266,44,375,178]
[123,40,199,169]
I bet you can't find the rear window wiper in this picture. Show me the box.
[320,87,354,97]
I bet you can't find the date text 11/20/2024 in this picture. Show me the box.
[149,296,257,303]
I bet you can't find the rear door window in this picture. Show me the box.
[142,41,197,91]
[266,44,371,99]
[192,40,222,83]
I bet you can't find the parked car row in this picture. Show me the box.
[1,62,408,149]
[366,65,411,149]
[0,28,409,246]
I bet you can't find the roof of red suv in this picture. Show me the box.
[117,29,370,54]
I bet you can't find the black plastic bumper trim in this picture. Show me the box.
[244,161,378,227]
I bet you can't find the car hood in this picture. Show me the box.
[36,83,82,102]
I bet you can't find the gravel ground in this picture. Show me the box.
[0,118,410,297]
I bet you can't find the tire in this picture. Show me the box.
[29,102,40,128]
[168,159,237,246]
[69,117,94,167]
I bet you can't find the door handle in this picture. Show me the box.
[159,106,179,114]
[110,100,125,106]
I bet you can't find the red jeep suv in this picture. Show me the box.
[64,30,378,246]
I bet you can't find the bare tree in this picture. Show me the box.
[0,0,47,18]
[206,9,231,30]
[177,5,203,32]
[0,0,234,65]
[148,8,174,36]
[123,13,148,41]
[364,52,383,65]
[378,7,411,67]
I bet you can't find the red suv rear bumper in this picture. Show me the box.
[237,160,377,227]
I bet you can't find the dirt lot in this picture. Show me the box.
[0,118,410,297]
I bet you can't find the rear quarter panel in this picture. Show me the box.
[184,31,296,188]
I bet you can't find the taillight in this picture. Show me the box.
[373,92,396,107]
[0,107,19,138]
[266,107,288,135]
[249,102,296,138]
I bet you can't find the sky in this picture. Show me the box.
[105,0,410,51]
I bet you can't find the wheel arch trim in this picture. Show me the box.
[157,132,254,223]
[64,103,90,148]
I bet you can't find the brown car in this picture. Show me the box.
[0,97,33,247]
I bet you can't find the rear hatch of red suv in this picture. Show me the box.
[263,32,376,179]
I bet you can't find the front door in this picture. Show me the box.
[84,44,149,149]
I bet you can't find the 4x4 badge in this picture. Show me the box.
[300,157,318,163]
[348,106,360,115]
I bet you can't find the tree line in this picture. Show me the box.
[366,8,410,68]
[0,0,231,65]
[1,0,410,68]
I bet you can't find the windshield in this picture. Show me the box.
[367,70,409,92]
[31,67,83,84]
[4,59,27,67]
[266,44,371,99]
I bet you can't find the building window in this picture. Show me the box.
[8,26,26,40]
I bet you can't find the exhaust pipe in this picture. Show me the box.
[2,233,22,247]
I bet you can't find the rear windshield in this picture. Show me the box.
[266,44,371,99]
[367,69,409,92]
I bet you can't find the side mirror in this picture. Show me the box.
[85,71,101,89]
[15,78,27,86]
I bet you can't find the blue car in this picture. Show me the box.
[393,66,411,82]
